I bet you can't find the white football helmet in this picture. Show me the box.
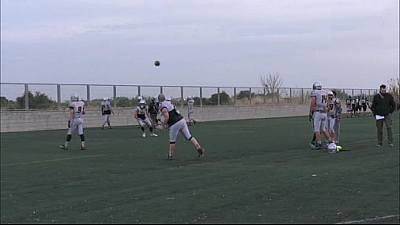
[166,97,172,101]
[70,94,79,102]
[312,82,322,90]
[327,90,334,96]
[139,99,146,109]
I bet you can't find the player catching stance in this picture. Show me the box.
[309,82,334,151]
[134,100,158,138]
[158,93,205,160]
[59,94,86,150]
[101,97,114,129]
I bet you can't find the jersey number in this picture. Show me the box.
[321,95,327,103]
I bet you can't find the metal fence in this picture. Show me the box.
[0,82,378,110]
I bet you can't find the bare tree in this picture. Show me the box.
[260,72,284,98]
[387,77,400,109]
[387,77,399,97]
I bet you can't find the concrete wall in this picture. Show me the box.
[0,104,309,132]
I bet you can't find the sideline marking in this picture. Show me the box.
[336,214,399,224]
[2,154,106,167]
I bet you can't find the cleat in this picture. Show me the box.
[80,146,87,150]
[389,143,394,147]
[167,154,175,160]
[309,143,316,149]
[150,133,158,137]
[376,144,383,148]
[197,148,205,157]
[59,145,68,150]
[314,143,322,150]
[142,133,146,138]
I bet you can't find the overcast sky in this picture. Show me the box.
[1,0,399,89]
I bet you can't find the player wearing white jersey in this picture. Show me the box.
[187,96,196,126]
[158,93,205,160]
[309,82,333,151]
[134,100,158,138]
[101,97,114,129]
[59,94,86,150]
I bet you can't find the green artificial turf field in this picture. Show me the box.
[1,114,399,223]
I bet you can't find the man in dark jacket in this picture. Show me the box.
[370,84,396,147]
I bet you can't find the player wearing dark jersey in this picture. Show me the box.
[158,94,205,160]
[101,97,114,129]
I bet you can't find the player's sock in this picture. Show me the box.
[149,127,154,133]
[311,134,316,144]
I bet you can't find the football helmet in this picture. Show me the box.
[312,82,322,90]
[70,94,79,102]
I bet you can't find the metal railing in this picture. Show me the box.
[0,82,378,110]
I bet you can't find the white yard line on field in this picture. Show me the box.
[2,154,106,167]
[336,214,399,224]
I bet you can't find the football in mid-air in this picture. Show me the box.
[154,60,160,67]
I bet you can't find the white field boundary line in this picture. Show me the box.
[1,154,106,167]
[336,214,399,224]
[342,133,400,145]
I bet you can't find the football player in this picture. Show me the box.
[356,97,361,116]
[148,97,159,129]
[59,94,86,150]
[327,91,338,144]
[134,99,158,138]
[101,97,114,129]
[345,96,352,117]
[360,96,368,115]
[158,93,205,160]
[309,82,333,151]
[332,90,342,144]
[187,96,196,126]
[351,97,357,117]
